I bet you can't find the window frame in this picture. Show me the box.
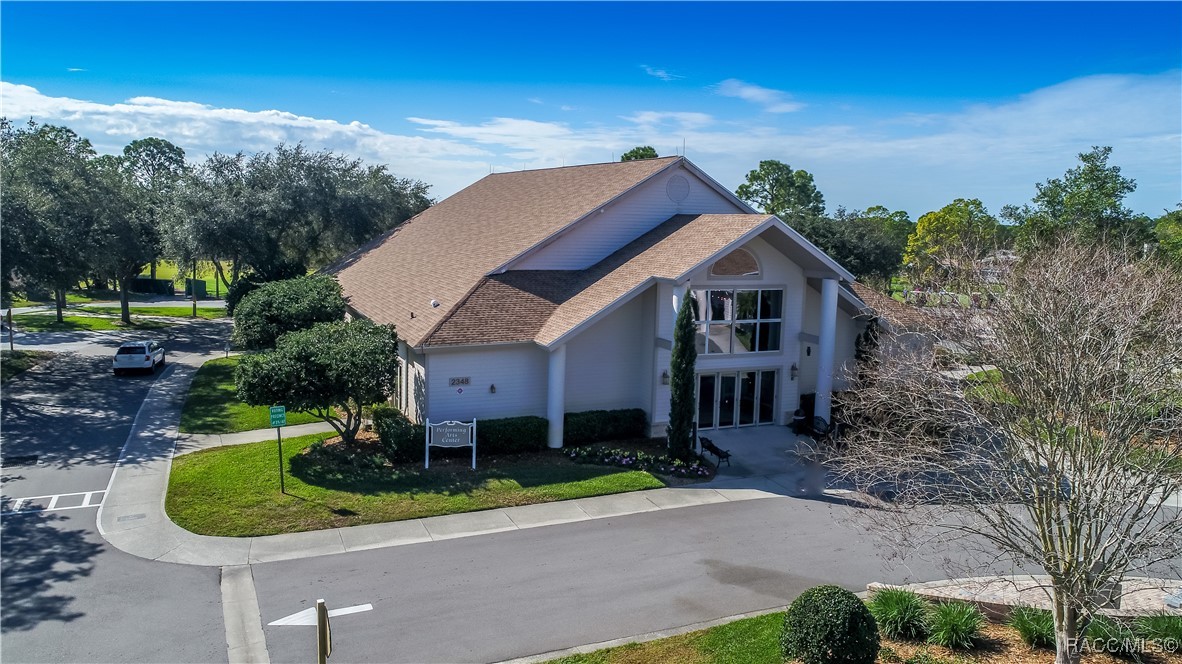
[691,287,784,355]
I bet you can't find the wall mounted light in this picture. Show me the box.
[806,346,811,357]
[660,370,670,385]
[489,384,496,394]
[790,363,799,381]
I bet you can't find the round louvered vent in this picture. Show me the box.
[666,174,690,203]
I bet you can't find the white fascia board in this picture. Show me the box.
[490,158,686,274]
[418,340,539,354]
[769,216,857,282]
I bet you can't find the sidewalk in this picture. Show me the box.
[175,421,338,456]
[98,364,800,568]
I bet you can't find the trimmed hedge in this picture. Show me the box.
[129,277,175,295]
[563,408,647,446]
[781,585,880,664]
[477,416,548,454]
[373,407,547,462]
[374,407,649,463]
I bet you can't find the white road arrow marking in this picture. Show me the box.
[268,603,373,626]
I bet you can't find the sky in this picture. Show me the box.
[2,1,1180,219]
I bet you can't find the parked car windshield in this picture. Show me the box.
[117,346,147,355]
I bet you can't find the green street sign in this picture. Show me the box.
[270,406,287,428]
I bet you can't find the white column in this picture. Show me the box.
[547,344,567,449]
[671,283,687,317]
[815,277,838,426]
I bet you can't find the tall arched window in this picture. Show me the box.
[710,248,760,277]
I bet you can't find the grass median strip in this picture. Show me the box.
[178,356,322,433]
[548,613,782,664]
[166,432,668,536]
[11,313,173,332]
[74,305,227,319]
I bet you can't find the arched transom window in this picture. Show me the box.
[709,247,760,277]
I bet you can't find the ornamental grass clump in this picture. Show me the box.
[868,588,931,641]
[780,585,879,664]
[1006,605,1055,649]
[1134,613,1182,653]
[926,601,983,650]
[1085,616,1139,657]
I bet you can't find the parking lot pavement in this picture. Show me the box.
[1,323,229,663]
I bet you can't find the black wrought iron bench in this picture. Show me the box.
[699,436,731,467]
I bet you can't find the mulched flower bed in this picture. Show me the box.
[564,438,716,480]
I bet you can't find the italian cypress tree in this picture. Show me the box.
[666,290,698,459]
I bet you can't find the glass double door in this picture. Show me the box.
[697,370,777,429]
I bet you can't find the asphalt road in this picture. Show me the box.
[252,495,950,664]
[1,321,231,664]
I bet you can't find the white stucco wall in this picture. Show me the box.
[402,344,427,424]
[800,286,862,394]
[513,164,744,271]
[564,290,651,413]
[423,344,548,422]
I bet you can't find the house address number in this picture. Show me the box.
[449,377,471,386]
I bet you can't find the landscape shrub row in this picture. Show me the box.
[562,408,648,445]
[373,406,649,465]
[129,277,175,295]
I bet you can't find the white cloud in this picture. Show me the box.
[622,111,715,130]
[714,78,804,113]
[3,73,1177,216]
[527,97,544,105]
[641,65,683,82]
[66,68,87,73]
[0,82,492,196]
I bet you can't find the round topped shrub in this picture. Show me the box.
[780,585,880,664]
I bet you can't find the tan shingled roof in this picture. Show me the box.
[847,282,932,332]
[424,271,583,346]
[424,213,773,347]
[333,157,681,346]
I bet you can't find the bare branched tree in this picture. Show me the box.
[828,239,1182,664]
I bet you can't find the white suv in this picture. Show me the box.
[113,340,166,376]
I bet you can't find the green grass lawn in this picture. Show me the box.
[11,313,174,332]
[167,432,668,536]
[141,260,229,296]
[178,356,324,433]
[74,305,227,319]
[11,291,118,307]
[1,350,55,382]
[549,612,782,664]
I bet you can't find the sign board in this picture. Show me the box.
[448,377,471,387]
[270,406,287,428]
[425,419,476,470]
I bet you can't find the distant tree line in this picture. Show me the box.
[0,119,432,321]
[733,147,1180,291]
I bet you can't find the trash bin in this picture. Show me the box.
[184,278,207,299]
[792,409,807,434]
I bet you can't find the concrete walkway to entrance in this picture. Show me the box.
[696,425,834,498]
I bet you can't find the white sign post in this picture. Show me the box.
[425,419,477,470]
